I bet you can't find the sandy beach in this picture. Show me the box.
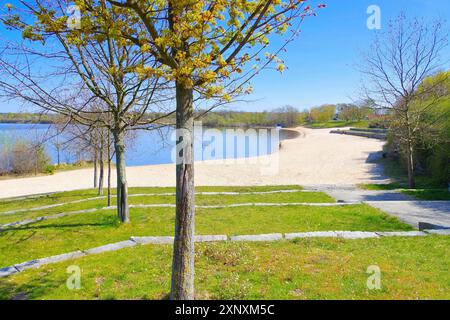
[0,127,387,199]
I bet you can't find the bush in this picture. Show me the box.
[45,164,56,175]
[0,140,51,175]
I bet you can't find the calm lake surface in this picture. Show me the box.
[0,123,293,166]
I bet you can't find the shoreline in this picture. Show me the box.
[0,127,386,199]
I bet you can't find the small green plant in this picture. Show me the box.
[45,165,56,175]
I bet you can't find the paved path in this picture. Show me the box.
[305,185,450,229]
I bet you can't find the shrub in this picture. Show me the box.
[45,164,56,175]
[0,140,51,175]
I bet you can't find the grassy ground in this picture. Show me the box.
[0,185,306,213]
[401,189,450,201]
[1,236,448,300]
[359,157,450,201]
[2,185,443,300]
[304,121,370,129]
[359,183,450,201]
[0,189,334,226]
[358,183,404,191]
[0,203,410,268]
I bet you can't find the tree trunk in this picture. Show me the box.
[107,140,112,207]
[93,149,98,189]
[170,82,195,300]
[98,146,104,196]
[113,130,129,223]
[406,140,416,189]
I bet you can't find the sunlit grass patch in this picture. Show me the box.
[1,236,448,300]
[0,203,411,268]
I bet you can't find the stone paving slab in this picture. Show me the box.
[335,231,379,239]
[83,240,137,255]
[130,236,174,244]
[424,229,450,235]
[376,231,427,237]
[230,233,283,242]
[285,231,338,239]
[0,266,19,277]
[14,251,86,271]
[195,235,228,242]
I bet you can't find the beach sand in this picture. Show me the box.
[0,127,387,199]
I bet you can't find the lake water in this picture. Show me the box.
[0,123,292,166]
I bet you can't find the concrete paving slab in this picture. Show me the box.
[0,266,19,277]
[14,251,86,271]
[230,233,283,242]
[84,240,137,255]
[195,235,228,242]
[130,236,174,244]
[376,231,427,237]
[285,231,338,239]
[335,231,379,239]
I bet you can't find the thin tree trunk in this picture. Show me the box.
[107,138,112,207]
[406,140,416,189]
[113,129,129,223]
[98,145,104,195]
[170,82,195,300]
[93,149,98,189]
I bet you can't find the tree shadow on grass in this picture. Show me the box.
[0,276,63,300]
[0,221,117,234]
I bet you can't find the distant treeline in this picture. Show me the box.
[0,113,55,124]
[0,102,379,128]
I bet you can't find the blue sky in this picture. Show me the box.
[1,0,449,113]
[233,0,450,111]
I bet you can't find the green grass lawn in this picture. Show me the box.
[0,203,410,268]
[358,183,404,191]
[1,236,448,300]
[359,183,450,201]
[401,189,450,201]
[0,185,305,213]
[359,157,450,201]
[304,121,370,129]
[2,185,440,300]
[0,187,334,225]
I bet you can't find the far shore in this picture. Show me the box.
[0,127,387,199]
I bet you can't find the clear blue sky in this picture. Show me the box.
[1,0,449,112]
[232,0,450,111]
